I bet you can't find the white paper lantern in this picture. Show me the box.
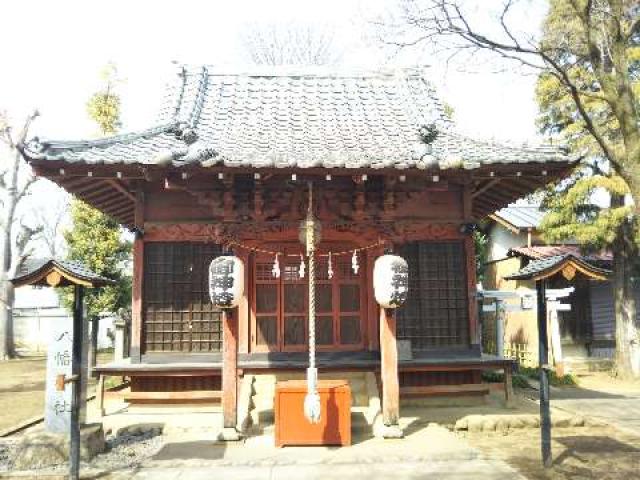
[373,255,409,308]
[209,256,245,309]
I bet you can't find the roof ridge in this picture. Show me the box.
[174,63,432,79]
[443,130,568,154]
[26,122,179,153]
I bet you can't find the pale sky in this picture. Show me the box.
[0,0,547,142]
[0,0,549,255]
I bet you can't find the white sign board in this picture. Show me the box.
[44,316,88,433]
[45,318,73,432]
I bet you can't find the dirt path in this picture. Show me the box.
[537,372,640,436]
[0,357,48,432]
[463,425,640,480]
[467,375,640,479]
[0,353,110,433]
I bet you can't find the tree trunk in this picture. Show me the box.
[0,278,15,360]
[612,216,640,379]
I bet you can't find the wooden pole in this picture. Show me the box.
[537,280,552,467]
[89,317,98,372]
[69,286,84,480]
[222,308,238,430]
[380,307,399,427]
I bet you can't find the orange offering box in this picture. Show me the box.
[274,379,351,447]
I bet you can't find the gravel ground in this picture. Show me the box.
[0,427,165,473]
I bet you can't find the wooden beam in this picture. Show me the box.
[222,309,238,429]
[380,307,399,427]
[59,177,96,190]
[103,201,135,218]
[471,178,500,199]
[107,179,136,202]
[93,193,131,209]
[121,390,222,401]
[400,384,490,397]
[71,182,113,197]
[462,184,472,221]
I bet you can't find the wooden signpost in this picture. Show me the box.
[11,260,114,480]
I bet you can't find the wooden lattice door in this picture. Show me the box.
[143,242,223,353]
[252,244,365,353]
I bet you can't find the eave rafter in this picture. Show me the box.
[28,158,573,229]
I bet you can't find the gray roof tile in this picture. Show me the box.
[504,254,611,281]
[494,204,546,229]
[12,258,115,287]
[23,66,572,170]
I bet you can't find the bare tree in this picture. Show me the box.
[241,22,343,65]
[381,0,640,377]
[33,196,69,258]
[382,0,640,210]
[0,111,42,359]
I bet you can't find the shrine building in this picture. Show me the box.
[21,65,574,437]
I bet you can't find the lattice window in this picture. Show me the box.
[143,242,223,353]
[253,246,364,352]
[396,241,469,349]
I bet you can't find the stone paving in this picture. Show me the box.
[98,423,526,480]
[103,459,525,480]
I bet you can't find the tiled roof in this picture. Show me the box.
[504,254,611,281]
[12,258,115,288]
[23,65,571,170]
[509,245,612,264]
[492,204,545,230]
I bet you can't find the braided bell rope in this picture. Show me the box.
[304,181,321,423]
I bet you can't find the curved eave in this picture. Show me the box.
[11,260,115,288]
[504,254,610,282]
[25,156,574,229]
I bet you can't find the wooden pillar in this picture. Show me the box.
[380,307,400,430]
[465,235,479,345]
[366,247,382,351]
[237,251,250,355]
[130,192,144,363]
[222,308,238,431]
[537,280,552,467]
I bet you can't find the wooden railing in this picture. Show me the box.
[504,342,536,368]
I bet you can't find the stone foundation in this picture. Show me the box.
[11,423,105,470]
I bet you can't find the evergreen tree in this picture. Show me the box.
[63,201,131,319]
[536,0,640,377]
[63,63,131,336]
